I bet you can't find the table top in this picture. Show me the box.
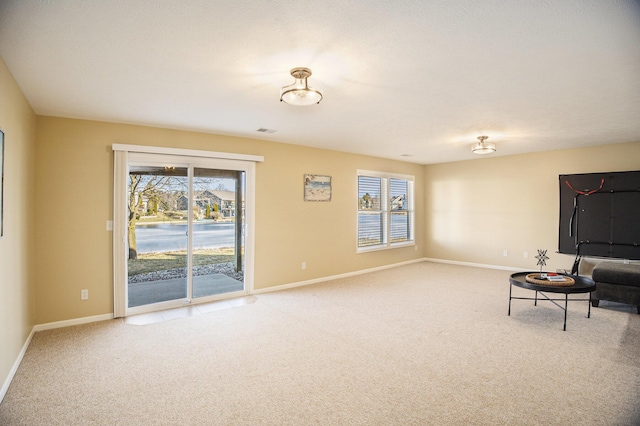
[509,272,596,294]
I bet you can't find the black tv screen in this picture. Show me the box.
[558,170,640,260]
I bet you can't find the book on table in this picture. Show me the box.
[547,275,567,282]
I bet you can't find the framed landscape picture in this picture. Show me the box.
[0,129,3,237]
[304,174,331,202]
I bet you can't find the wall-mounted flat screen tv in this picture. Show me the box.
[558,170,640,260]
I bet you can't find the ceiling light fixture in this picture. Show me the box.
[280,67,323,106]
[471,135,496,155]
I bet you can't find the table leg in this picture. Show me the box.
[563,293,568,331]
[508,283,512,316]
[535,291,538,306]
[588,291,591,318]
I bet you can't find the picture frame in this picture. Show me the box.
[304,174,331,202]
[0,129,4,237]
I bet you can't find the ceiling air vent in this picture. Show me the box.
[256,128,277,133]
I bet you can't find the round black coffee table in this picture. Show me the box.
[508,272,596,331]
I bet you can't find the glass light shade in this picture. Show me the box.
[280,68,323,106]
[471,142,496,154]
[280,86,323,106]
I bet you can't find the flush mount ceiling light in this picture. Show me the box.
[280,67,323,106]
[471,135,496,155]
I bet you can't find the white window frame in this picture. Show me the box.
[112,144,263,318]
[356,169,415,253]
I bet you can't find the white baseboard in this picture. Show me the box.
[252,257,523,295]
[0,328,35,404]
[253,258,426,294]
[33,313,114,332]
[1,313,114,404]
[423,257,523,272]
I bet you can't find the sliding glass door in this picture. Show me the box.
[120,152,252,315]
[127,164,190,307]
[190,167,245,299]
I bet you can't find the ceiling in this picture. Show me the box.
[1,1,639,165]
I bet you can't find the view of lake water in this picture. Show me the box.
[135,222,238,253]
[137,215,408,253]
[358,213,410,240]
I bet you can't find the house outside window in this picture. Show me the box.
[357,170,414,252]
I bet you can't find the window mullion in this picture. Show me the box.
[382,177,389,245]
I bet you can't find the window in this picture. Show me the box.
[357,170,414,251]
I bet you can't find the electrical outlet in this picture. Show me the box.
[81,289,89,300]
[503,250,508,257]
[301,262,306,270]
[524,251,528,258]
[106,220,113,231]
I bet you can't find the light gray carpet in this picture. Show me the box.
[1,262,639,425]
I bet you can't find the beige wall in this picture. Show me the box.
[424,142,640,272]
[29,116,640,325]
[34,117,425,324]
[0,58,37,392]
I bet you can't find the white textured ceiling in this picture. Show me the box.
[1,0,639,164]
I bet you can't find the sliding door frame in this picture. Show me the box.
[112,144,263,318]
